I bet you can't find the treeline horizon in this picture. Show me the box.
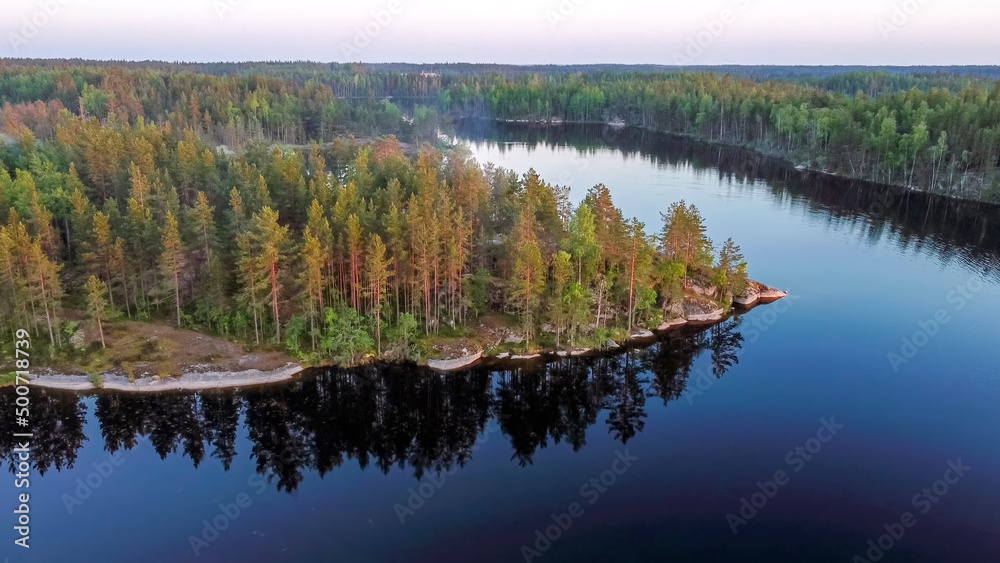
[5,58,1000,80]
[2,62,998,202]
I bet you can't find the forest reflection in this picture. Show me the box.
[454,120,1000,276]
[0,319,743,493]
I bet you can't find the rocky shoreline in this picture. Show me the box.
[30,363,304,393]
[27,283,787,390]
[424,282,788,373]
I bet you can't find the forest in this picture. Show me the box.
[2,61,997,202]
[0,95,748,370]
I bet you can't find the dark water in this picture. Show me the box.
[3,123,999,562]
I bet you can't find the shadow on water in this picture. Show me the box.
[0,319,744,493]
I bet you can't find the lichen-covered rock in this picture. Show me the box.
[505,333,525,344]
[427,351,483,371]
[658,318,687,331]
[682,298,724,322]
[69,328,88,350]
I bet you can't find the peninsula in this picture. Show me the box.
[0,82,787,391]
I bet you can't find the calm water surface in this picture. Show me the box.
[2,123,999,562]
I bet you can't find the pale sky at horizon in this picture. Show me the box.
[2,0,997,65]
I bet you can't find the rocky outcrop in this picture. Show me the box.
[735,281,788,307]
[511,353,543,360]
[427,351,483,371]
[422,279,786,373]
[30,363,304,392]
[682,298,725,323]
[658,318,688,331]
[629,329,655,340]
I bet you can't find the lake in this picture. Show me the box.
[3,122,999,562]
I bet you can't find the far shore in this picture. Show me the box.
[484,118,990,205]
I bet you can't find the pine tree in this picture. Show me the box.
[228,187,247,235]
[509,204,545,347]
[160,211,187,326]
[191,191,216,261]
[68,181,94,261]
[662,200,708,285]
[550,251,573,347]
[124,195,159,314]
[89,211,117,309]
[714,238,748,302]
[111,237,130,318]
[306,199,333,307]
[21,173,58,260]
[250,207,291,342]
[385,202,409,322]
[567,204,600,286]
[85,275,109,348]
[128,161,150,209]
[346,214,364,312]
[625,220,654,330]
[236,232,266,344]
[365,234,392,355]
[298,227,325,351]
[410,185,440,331]
[0,222,31,337]
[26,239,62,348]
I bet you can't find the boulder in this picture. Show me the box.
[504,333,525,344]
[427,351,483,372]
[735,280,787,307]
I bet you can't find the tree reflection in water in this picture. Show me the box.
[0,318,744,493]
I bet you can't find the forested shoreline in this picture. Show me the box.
[0,96,754,373]
[5,59,998,375]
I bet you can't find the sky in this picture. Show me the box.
[2,0,998,65]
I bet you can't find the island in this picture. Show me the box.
[2,128,784,392]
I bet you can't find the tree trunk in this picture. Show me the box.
[38,270,55,347]
[97,309,106,348]
[628,234,637,331]
[376,277,382,355]
[174,268,181,326]
[596,277,605,330]
[270,255,280,342]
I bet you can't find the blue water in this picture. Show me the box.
[2,124,998,562]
